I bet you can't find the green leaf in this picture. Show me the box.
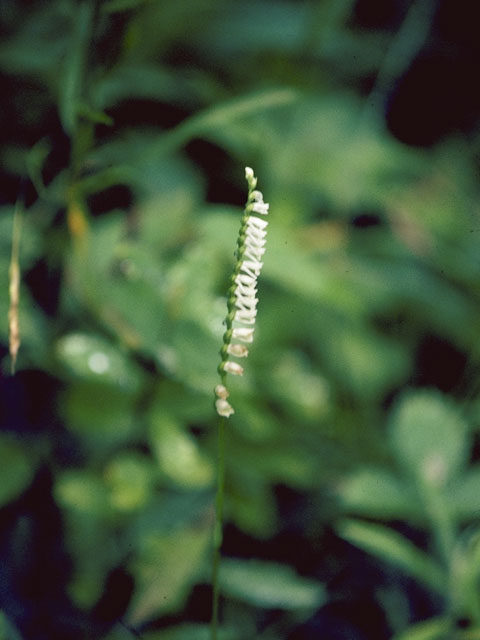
[139,624,237,640]
[157,88,300,155]
[266,350,330,421]
[338,467,420,520]
[26,138,51,197]
[0,4,70,76]
[127,526,211,625]
[104,453,155,512]
[0,435,34,507]
[148,413,213,488]
[77,102,114,126]
[55,470,116,609]
[55,470,111,517]
[336,518,446,594]
[447,466,480,522]
[220,559,325,610]
[320,323,410,399]
[60,381,138,449]
[55,333,143,392]
[58,2,93,135]
[91,64,208,110]
[391,616,452,640]
[0,611,23,640]
[447,528,480,625]
[75,166,135,197]
[101,0,151,13]
[228,474,277,538]
[389,391,468,487]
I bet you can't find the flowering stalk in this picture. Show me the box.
[214,166,269,417]
[9,201,22,374]
[211,167,269,640]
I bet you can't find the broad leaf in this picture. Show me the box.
[220,558,325,610]
[337,518,446,594]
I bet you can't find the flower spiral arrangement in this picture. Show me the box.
[215,166,269,417]
[210,167,268,640]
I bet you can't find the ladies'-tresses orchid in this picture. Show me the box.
[215,167,269,417]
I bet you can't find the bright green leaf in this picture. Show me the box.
[60,381,137,448]
[54,470,111,517]
[105,453,155,512]
[139,624,237,640]
[391,616,452,640]
[337,518,446,594]
[127,526,210,625]
[447,466,480,522]
[389,391,468,487]
[220,559,325,610]
[149,414,213,488]
[55,333,143,392]
[338,467,420,520]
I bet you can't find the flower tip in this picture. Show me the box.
[245,166,257,189]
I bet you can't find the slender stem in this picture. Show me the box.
[9,200,23,374]
[211,415,226,640]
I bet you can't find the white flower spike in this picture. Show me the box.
[215,167,269,417]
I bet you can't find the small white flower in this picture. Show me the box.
[235,273,257,287]
[227,343,249,357]
[241,260,263,278]
[235,309,257,324]
[235,275,257,293]
[252,201,269,215]
[246,225,267,243]
[243,245,266,263]
[215,384,229,399]
[232,327,254,342]
[251,190,264,202]
[224,361,244,375]
[246,219,268,250]
[216,398,234,417]
[235,289,257,307]
[248,215,268,230]
[235,286,257,305]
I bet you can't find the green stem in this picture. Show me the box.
[211,415,226,640]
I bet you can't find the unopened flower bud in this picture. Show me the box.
[224,361,244,376]
[232,328,254,343]
[215,384,229,399]
[227,343,249,358]
[245,166,257,189]
[216,398,234,417]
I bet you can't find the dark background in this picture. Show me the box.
[1,1,480,639]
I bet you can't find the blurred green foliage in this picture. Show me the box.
[1,1,480,639]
